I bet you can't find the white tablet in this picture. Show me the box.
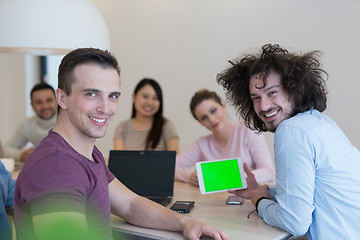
[196,158,247,194]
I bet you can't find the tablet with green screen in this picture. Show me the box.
[196,158,247,194]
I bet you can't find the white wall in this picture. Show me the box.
[1,0,359,160]
[0,54,39,143]
[0,54,26,143]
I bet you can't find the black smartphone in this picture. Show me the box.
[170,201,195,213]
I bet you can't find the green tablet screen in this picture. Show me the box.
[201,158,243,193]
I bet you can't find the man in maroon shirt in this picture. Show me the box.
[15,48,230,240]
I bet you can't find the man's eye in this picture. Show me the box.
[110,95,119,100]
[87,92,96,97]
[252,97,259,102]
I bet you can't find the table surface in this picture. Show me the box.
[111,181,291,240]
[12,169,290,239]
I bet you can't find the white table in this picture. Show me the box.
[111,181,291,240]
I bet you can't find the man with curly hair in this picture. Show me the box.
[217,44,360,239]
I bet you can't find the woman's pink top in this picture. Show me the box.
[175,122,275,183]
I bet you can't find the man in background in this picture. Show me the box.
[217,44,360,239]
[4,83,57,165]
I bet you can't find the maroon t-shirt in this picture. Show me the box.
[14,131,115,240]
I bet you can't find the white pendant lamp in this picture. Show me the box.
[0,0,110,55]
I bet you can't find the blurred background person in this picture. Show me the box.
[4,83,57,166]
[114,78,179,153]
[175,89,275,186]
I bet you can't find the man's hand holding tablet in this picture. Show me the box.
[228,162,270,206]
[195,158,247,194]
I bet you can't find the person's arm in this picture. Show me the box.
[175,168,199,186]
[166,137,180,154]
[260,126,315,236]
[113,121,125,150]
[26,178,93,240]
[175,168,194,183]
[19,147,35,162]
[109,177,230,240]
[175,140,203,184]
[4,122,29,161]
[32,212,91,240]
[245,128,275,183]
[5,173,15,208]
[27,181,106,239]
[163,119,180,154]
[113,139,125,150]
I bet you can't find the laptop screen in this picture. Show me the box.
[108,150,176,198]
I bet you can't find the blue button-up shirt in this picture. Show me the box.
[257,110,360,239]
[0,161,16,240]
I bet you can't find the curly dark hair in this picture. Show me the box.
[217,44,328,132]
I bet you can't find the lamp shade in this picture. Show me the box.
[0,0,110,55]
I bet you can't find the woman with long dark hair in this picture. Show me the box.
[113,78,179,152]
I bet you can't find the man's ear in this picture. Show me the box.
[56,88,68,110]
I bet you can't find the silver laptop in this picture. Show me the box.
[108,150,176,206]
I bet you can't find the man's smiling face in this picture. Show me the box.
[59,63,121,140]
[249,71,294,132]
